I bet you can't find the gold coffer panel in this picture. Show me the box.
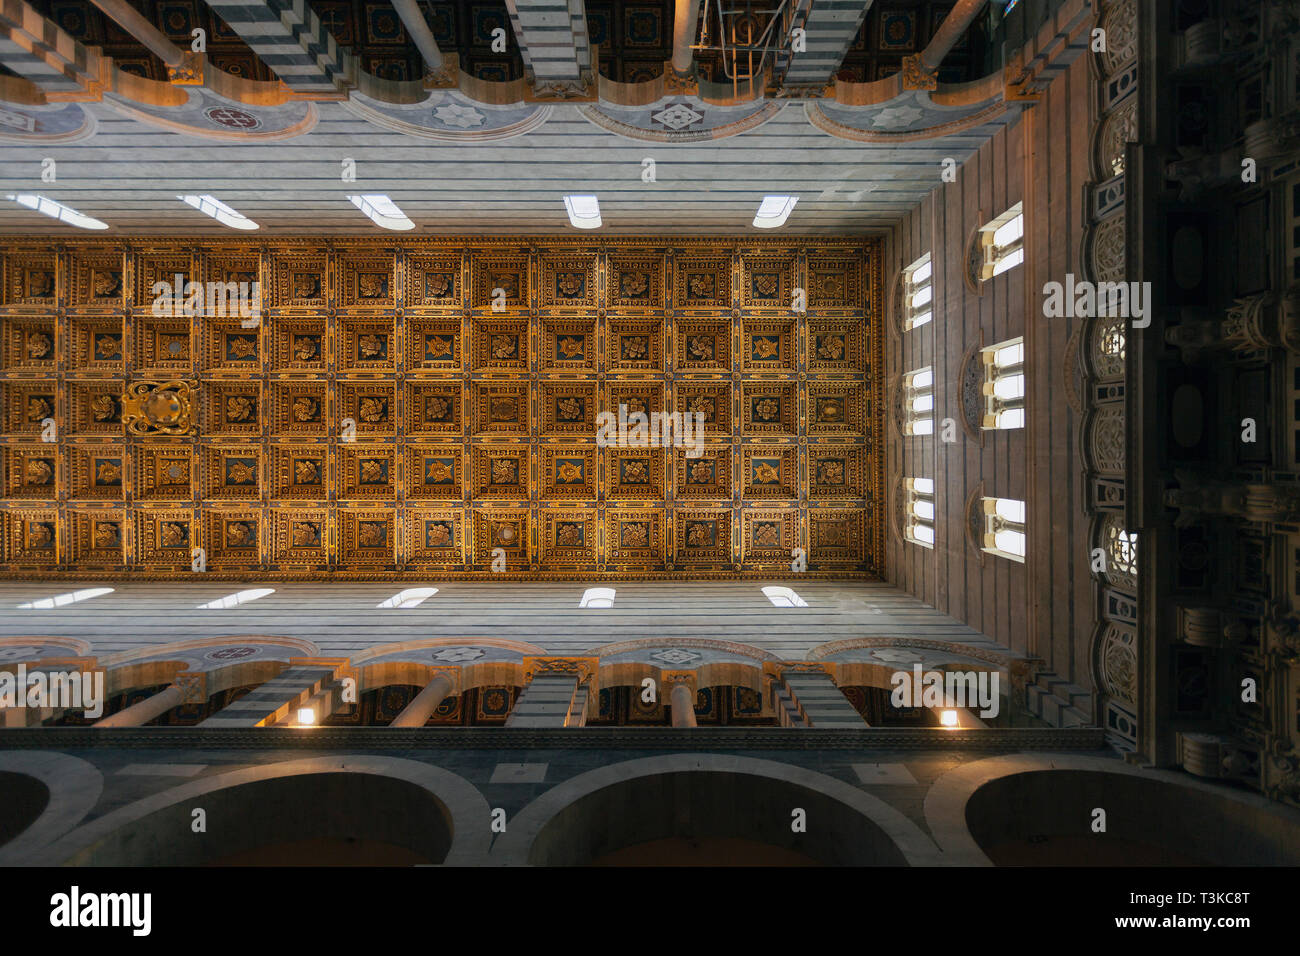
[0,237,882,580]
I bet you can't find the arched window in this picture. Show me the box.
[902,253,933,330]
[981,498,1026,562]
[977,202,1024,279]
[981,338,1025,430]
[197,588,275,609]
[17,587,114,609]
[904,478,936,548]
[761,585,808,607]
[580,587,616,608]
[903,366,934,436]
[377,587,439,608]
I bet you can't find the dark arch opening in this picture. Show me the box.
[966,769,1300,866]
[0,772,50,848]
[70,771,453,866]
[529,770,909,866]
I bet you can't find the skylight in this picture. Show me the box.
[580,587,616,608]
[762,585,808,607]
[563,194,602,229]
[753,195,798,228]
[178,194,259,230]
[377,587,439,609]
[6,194,108,230]
[17,587,114,609]
[347,194,415,231]
[197,588,275,609]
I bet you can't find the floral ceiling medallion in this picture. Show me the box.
[121,381,199,436]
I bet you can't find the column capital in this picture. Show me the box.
[900,54,938,91]
[166,51,205,85]
[661,669,697,692]
[174,670,207,705]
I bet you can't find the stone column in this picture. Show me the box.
[85,0,185,68]
[94,684,185,728]
[390,674,455,728]
[671,0,700,76]
[390,0,445,70]
[919,0,986,72]
[670,681,697,727]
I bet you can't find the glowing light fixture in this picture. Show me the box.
[18,587,114,609]
[178,194,259,230]
[296,707,316,726]
[377,587,439,609]
[6,194,108,230]
[563,194,602,229]
[347,194,415,231]
[197,588,275,609]
[579,587,616,608]
[940,709,959,727]
[753,195,797,228]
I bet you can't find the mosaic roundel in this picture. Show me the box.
[649,648,703,665]
[204,645,262,662]
[205,106,262,131]
[0,645,43,661]
[432,647,486,662]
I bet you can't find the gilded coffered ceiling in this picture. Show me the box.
[0,237,881,579]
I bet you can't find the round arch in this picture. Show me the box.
[100,635,319,698]
[591,638,778,693]
[924,753,1300,866]
[42,755,492,866]
[349,636,545,692]
[0,637,92,661]
[490,753,944,866]
[0,752,104,865]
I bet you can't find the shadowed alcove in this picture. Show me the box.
[0,772,50,849]
[68,772,453,866]
[965,770,1300,866]
[527,771,911,866]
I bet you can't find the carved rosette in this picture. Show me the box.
[1097,624,1137,705]
[1098,0,1138,76]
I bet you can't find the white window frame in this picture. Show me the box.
[904,478,935,549]
[978,202,1024,280]
[981,497,1026,563]
[902,253,933,330]
[903,366,934,436]
[981,337,1025,430]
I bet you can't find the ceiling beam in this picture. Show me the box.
[86,0,187,70]
[389,0,444,72]
[920,0,987,72]
[780,0,873,90]
[505,0,592,87]
[0,0,109,99]
[201,0,355,95]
